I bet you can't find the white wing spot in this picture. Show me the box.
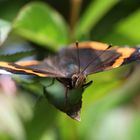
[0,70,12,75]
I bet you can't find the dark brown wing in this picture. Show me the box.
[84,47,140,75]
[56,41,111,76]
[0,61,65,77]
[66,41,140,75]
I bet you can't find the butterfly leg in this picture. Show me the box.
[46,78,55,87]
[82,80,93,88]
[43,79,55,99]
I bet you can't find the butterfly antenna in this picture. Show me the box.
[81,44,112,74]
[76,41,81,73]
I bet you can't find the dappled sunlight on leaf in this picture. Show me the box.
[0,19,11,46]
[13,2,69,50]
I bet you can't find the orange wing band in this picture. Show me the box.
[0,61,48,77]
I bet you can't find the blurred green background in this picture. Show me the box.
[0,0,140,140]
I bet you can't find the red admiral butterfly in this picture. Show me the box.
[0,41,140,120]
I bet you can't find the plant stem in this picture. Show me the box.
[69,0,82,41]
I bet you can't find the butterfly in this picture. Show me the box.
[0,41,140,120]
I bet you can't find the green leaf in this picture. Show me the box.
[44,80,83,121]
[0,19,11,45]
[103,9,140,45]
[116,9,140,42]
[75,0,119,39]
[117,10,140,40]
[25,98,58,140]
[13,2,69,50]
[129,114,140,140]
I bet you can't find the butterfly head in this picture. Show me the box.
[71,73,86,88]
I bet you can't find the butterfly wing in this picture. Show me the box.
[66,41,140,75]
[1,41,139,77]
[86,47,139,75]
[0,60,65,77]
[58,41,112,75]
[0,50,80,78]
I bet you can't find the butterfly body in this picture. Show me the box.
[56,73,86,89]
[71,73,86,88]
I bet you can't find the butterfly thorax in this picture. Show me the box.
[57,73,86,89]
[71,73,86,88]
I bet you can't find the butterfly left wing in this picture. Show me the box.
[0,61,64,77]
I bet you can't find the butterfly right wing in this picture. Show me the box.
[63,41,140,75]
[58,42,109,75]
[69,42,140,75]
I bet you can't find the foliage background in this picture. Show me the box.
[0,0,140,140]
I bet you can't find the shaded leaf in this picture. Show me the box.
[103,9,140,45]
[44,80,84,121]
[75,0,119,39]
